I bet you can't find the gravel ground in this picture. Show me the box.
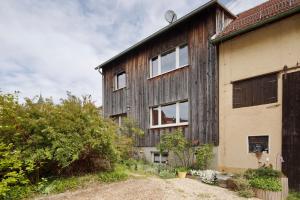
[34,177,259,200]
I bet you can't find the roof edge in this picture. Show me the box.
[95,0,235,70]
[211,5,300,44]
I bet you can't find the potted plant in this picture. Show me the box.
[177,167,188,178]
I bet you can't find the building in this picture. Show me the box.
[95,0,234,163]
[212,0,300,191]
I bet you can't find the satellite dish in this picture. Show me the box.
[165,10,177,24]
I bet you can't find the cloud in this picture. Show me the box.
[0,0,266,105]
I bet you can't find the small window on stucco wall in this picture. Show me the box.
[233,73,278,108]
[248,136,269,153]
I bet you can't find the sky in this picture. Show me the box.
[0,0,266,105]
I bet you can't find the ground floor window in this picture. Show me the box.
[152,152,168,164]
[248,135,269,153]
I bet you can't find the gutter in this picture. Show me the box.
[95,0,235,70]
[211,5,300,44]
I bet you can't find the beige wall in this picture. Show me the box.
[218,14,300,173]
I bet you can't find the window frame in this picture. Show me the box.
[149,101,189,128]
[152,152,168,164]
[114,71,126,91]
[247,135,270,154]
[149,44,189,78]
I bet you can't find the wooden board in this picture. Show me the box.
[282,71,300,191]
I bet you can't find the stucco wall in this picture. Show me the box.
[218,14,300,172]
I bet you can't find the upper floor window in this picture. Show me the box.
[150,44,189,78]
[115,71,126,90]
[150,101,189,128]
[233,73,277,108]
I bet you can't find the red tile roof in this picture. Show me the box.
[216,0,300,39]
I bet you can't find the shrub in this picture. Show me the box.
[157,129,193,167]
[195,144,214,170]
[230,176,255,198]
[98,166,128,183]
[158,170,177,179]
[244,167,281,179]
[249,177,281,191]
[0,143,34,198]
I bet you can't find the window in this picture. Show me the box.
[150,101,188,128]
[233,73,277,108]
[115,72,126,90]
[152,152,168,164]
[150,44,189,78]
[248,136,269,153]
[161,49,176,74]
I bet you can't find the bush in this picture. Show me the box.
[157,129,193,167]
[0,143,34,198]
[230,176,255,198]
[195,144,214,170]
[244,167,281,179]
[249,177,281,191]
[158,170,177,179]
[0,92,120,180]
[98,165,128,183]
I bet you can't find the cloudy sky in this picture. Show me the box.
[0,0,266,105]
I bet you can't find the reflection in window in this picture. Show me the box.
[179,101,188,123]
[161,104,176,125]
[116,72,126,90]
[161,50,176,74]
[179,45,188,67]
[151,57,159,77]
[248,136,269,153]
[152,107,159,126]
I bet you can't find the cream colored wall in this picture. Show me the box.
[218,14,300,173]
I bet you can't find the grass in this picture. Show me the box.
[288,191,300,200]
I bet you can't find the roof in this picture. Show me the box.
[95,0,235,70]
[212,0,300,43]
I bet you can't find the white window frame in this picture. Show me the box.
[152,152,168,164]
[114,71,126,91]
[150,101,188,128]
[149,44,189,78]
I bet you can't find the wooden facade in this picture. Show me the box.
[101,3,234,147]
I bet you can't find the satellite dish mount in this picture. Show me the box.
[165,10,177,24]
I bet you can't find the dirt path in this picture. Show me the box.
[34,177,259,200]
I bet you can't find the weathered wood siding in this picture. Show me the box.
[102,5,227,147]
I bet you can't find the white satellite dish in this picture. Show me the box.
[164,10,177,24]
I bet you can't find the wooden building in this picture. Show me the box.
[212,0,300,191]
[95,0,234,162]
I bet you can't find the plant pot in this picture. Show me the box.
[178,171,187,178]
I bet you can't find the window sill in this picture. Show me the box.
[113,87,126,92]
[148,64,189,80]
[149,122,188,129]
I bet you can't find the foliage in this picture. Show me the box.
[288,191,300,200]
[36,177,81,195]
[158,169,176,179]
[230,176,255,198]
[0,143,34,198]
[98,165,128,183]
[116,117,144,160]
[244,167,282,179]
[249,177,281,191]
[157,129,193,167]
[176,167,188,172]
[195,144,214,170]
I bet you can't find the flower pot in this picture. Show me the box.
[178,171,187,178]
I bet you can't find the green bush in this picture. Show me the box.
[249,177,281,191]
[244,167,281,179]
[36,177,80,194]
[230,176,255,198]
[158,169,176,179]
[98,166,128,183]
[157,129,193,167]
[0,92,119,180]
[195,144,214,170]
[0,143,34,198]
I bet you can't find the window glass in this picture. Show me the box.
[152,107,159,126]
[116,72,126,89]
[161,153,168,164]
[161,49,176,74]
[161,104,176,125]
[179,101,188,123]
[151,57,159,77]
[179,45,188,66]
[153,152,160,163]
[248,136,269,153]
